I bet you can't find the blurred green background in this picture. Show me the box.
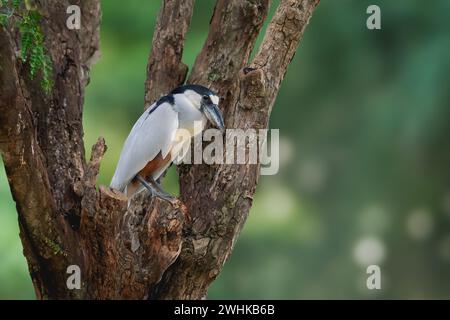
[1,0,450,299]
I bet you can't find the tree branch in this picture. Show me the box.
[144,0,195,106]
[247,0,321,115]
[188,0,270,100]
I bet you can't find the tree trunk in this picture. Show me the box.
[0,0,320,299]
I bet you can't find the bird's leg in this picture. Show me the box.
[136,175,191,222]
[146,176,179,205]
[136,175,178,206]
[135,175,155,197]
[148,176,191,222]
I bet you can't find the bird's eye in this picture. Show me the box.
[202,95,211,104]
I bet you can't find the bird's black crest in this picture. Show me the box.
[146,94,175,117]
[155,94,175,107]
[171,84,216,97]
[145,85,215,117]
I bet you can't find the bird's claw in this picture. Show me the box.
[136,175,191,223]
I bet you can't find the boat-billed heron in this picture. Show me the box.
[110,84,224,204]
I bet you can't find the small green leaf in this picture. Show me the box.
[12,0,21,9]
[18,9,53,93]
[0,13,8,26]
[2,2,53,94]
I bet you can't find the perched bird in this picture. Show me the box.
[110,84,224,204]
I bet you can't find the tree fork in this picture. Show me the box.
[0,0,320,299]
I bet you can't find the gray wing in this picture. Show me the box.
[110,102,179,192]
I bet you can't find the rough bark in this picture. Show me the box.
[144,0,194,107]
[0,0,320,299]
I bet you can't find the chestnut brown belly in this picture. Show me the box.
[127,151,172,196]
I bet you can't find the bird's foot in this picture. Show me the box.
[136,175,190,222]
[153,191,178,207]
